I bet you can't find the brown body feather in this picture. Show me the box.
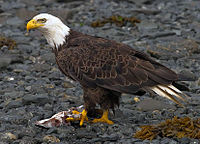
[55,30,185,112]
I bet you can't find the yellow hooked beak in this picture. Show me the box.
[26,19,44,32]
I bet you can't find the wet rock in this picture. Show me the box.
[128,0,153,5]
[5,100,22,109]
[6,17,24,26]
[177,137,191,144]
[137,99,176,111]
[160,138,178,144]
[22,94,50,105]
[137,20,158,32]
[179,70,197,81]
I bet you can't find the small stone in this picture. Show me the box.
[43,135,60,143]
[29,56,36,63]
[5,76,15,81]
[13,69,24,73]
[2,132,17,140]
[17,80,25,85]
[133,97,140,102]
[33,63,51,72]
[25,86,32,91]
[172,29,182,36]
[63,82,74,88]
[25,76,33,81]
[45,84,54,89]
[50,67,59,72]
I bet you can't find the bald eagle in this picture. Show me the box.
[27,13,188,126]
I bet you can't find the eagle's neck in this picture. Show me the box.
[42,24,70,49]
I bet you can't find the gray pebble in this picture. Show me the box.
[0,57,12,69]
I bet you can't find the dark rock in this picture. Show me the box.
[13,138,41,144]
[177,137,192,144]
[131,9,161,15]
[5,100,22,109]
[40,53,55,64]
[1,1,25,11]
[16,128,36,139]
[100,133,119,142]
[128,0,153,5]
[22,94,50,105]
[76,129,97,139]
[17,44,33,54]
[144,31,176,39]
[179,70,197,81]
[3,91,25,99]
[160,138,178,144]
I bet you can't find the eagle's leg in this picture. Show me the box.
[92,110,114,124]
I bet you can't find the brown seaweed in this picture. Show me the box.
[91,15,140,27]
[134,116,200,140]
[0,36,16,50]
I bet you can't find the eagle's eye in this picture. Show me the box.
[37,18,47,23]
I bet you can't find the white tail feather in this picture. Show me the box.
[151,86,169,98]
[168,85,182,93]
[157,85,185,102]
[151,84,187,106]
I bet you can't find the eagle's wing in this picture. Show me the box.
[56,36,186,105]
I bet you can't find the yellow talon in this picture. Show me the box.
[66,110,81,122]
[80,109,88,126]
[72,110,81,115]
[92,110,114,125]
[66,117,75,121]
[66,109,88,126]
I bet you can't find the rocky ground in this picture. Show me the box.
[0,0,200,143]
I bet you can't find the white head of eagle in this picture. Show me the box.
[27,13,70,48]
